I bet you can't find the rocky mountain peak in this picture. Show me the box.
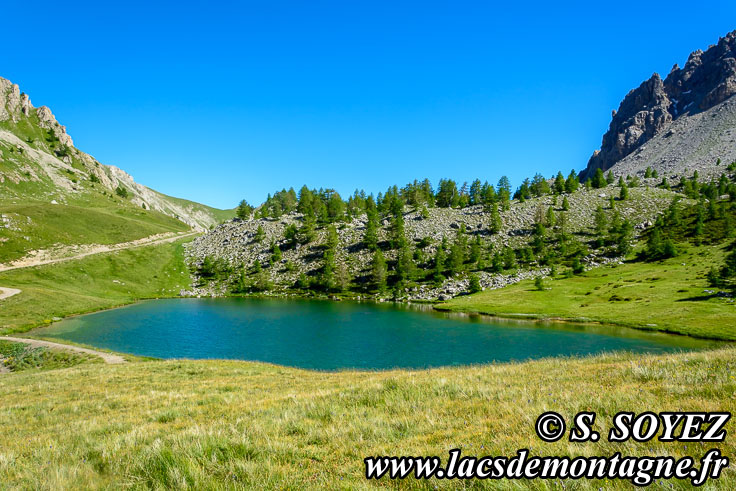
[582,30,736,179]
[1,77,74,147]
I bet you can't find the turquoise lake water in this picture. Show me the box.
[38,298,719,370]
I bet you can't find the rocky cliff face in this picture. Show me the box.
[582,30,736,179]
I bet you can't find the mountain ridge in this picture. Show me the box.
[0,76,231,231]
[582,30,736,180]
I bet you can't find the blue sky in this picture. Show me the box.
[2,1,735,209]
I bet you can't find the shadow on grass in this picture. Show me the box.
[676,294,718,302]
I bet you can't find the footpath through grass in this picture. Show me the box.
[0,239,192,333]
[0,347,734,488]
[440,243,736,341]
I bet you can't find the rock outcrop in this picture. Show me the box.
[582,30,736,180]
[36,105,74,147]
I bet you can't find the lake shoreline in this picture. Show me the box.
[36,296,720,370]
[432,303,736,342]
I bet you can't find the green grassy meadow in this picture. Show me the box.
[0,347,733,488]
[0,239,192,333]
[440,242,736,341]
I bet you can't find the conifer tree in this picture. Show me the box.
[433,246,446,285]
[199,256,216,278]
[297,272,310,289]
[557,212,568,243]
[335,261,350,292]
[490,252,503,272]
[448,238,466,275]
[370,250,387,292]
[481,182,497,210]
[694,203,705,244]
[531,222,546,256]
[565,169,580,193]
[468,274,482,293]
[271,241,282,263]
[502,246,517,270]
[545,207,556,228]
[554,171,565,194]
[591,168,607,189]
[390,213,406,249]
[530,173,550,196]
[665,197,681,227]
[231,267,249,293]
[594,205,607,247]
[720,240,736,289]
[646,228,663,259]
[614,219,634,256]
[297,214,316,244]
[469,179,482,205]
[236,199,253,220]
[469,235,482,264]
[363,209,379,251]
[497,176,511,210]
[396,243,415,283]
[283,224,298,248]
[254,224,265,243]
[725,213,734,238]
[325,224,339,250]
[436,179,459,208]
[321,249,336,291]
[489,204,502,234]
[662,238,677,258]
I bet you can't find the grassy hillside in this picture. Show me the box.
[440,195,736,341]
[439,242,736,340]
[1,127,192,263]
[0,199,189,263]
[0,239,192,333]
[154,191,236,225]
[0,347,733,488]
[2,77,233,264]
